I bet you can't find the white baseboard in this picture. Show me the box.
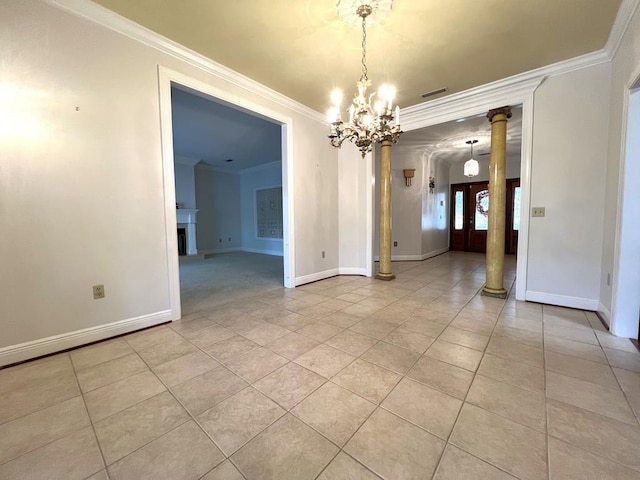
[241,247,284,257]
[200,248,241,254]
[295,268,339,286]
[374,247,450,262]
[421,247,449,260]
[201,247,283,257]
[0,310,173,367]
[598,302,612,328]
[525,291,598,311]
[338,267,368,276]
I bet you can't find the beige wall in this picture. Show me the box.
[0,0,337,361]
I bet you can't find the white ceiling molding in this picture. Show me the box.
[401,76,543,132]
[194,162,239,176]
[46,0,325,124]
[605,0,640,58]
[239,161,282,176]
[174,155,201,167]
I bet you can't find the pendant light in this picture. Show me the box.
[464,140,479,177]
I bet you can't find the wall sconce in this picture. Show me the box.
[429,176,435,193]
[403,169,416,186]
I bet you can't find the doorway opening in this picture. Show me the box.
[159,67,295,320]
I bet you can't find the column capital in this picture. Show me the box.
[487,106,512,122]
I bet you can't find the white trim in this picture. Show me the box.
[158,67,296,320]
[158,67,182,320]
[373,248,447,262]
[598,302,612,328]
[421,247,449,260]
[339,267,368,276]
[0,311,172,367]
[200,248,242,255]
[45,0,324,124]
[242,247,284,257]
[174,155,201,167]
[605,0,640,58]
[610,76,640,339]
[525,291,598,311]
[295,268,339,286]
[366,151,375,277]
[240,161,282,175]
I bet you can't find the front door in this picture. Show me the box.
[450,179,520,254]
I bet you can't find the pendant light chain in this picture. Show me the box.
[361,15,368,82]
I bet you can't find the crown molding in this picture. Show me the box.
[174,155,201,167]
[605,0,640,58]
[400,46,614,131]
[45,0,325,124]
[194,162,239,175]
[239,161,282,175]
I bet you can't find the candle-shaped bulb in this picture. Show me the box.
[395,105,400,126]
[330,89,342,107]
[375,101,383,116]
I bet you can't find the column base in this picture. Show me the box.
[375,272,396,281]
[481,286,507,299]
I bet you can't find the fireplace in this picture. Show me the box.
[177,228,187,256]
[176,209,199,256]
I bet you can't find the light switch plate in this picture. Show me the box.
[532,207,545,217]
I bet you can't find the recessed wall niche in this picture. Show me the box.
[256,187,283,239]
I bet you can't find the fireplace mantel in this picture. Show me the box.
[176,209,198,225]
[176,209,198,255]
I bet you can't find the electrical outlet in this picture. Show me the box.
[531,207,545,217]
[93,284,105,299]
[322,251,325,258]
[393,241,398,247]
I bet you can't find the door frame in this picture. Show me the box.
[400,77,542,300]
[610,73,640,338]
[158,66,296,321]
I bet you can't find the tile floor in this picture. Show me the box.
[1,252,640,479]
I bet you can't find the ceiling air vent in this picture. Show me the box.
[421,87,448,99]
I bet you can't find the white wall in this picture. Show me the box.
[240,162,284,256]
[0,0,337,364]
[338,144,372,276]
[174,160,197,209]
[422,156,450,256]
[372,146,450,261]
[526,62,611,309]
[449,155,522,185]
[195,165,242,252]
[600,2,640,337]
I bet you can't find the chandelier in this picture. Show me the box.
[464,140,479,177]
[327,1,402,157]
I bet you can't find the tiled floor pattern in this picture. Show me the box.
[2,252,640,479]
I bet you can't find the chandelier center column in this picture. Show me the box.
[376,139,395,280]
[482,106,512,298]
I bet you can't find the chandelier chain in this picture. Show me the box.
[361,15,368,81]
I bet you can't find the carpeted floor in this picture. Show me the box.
[179,252,284,314]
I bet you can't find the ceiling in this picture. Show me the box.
[397,107,523,165]
[113,1,616,170]
[171,86,282,171]
[93,0,621,112]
